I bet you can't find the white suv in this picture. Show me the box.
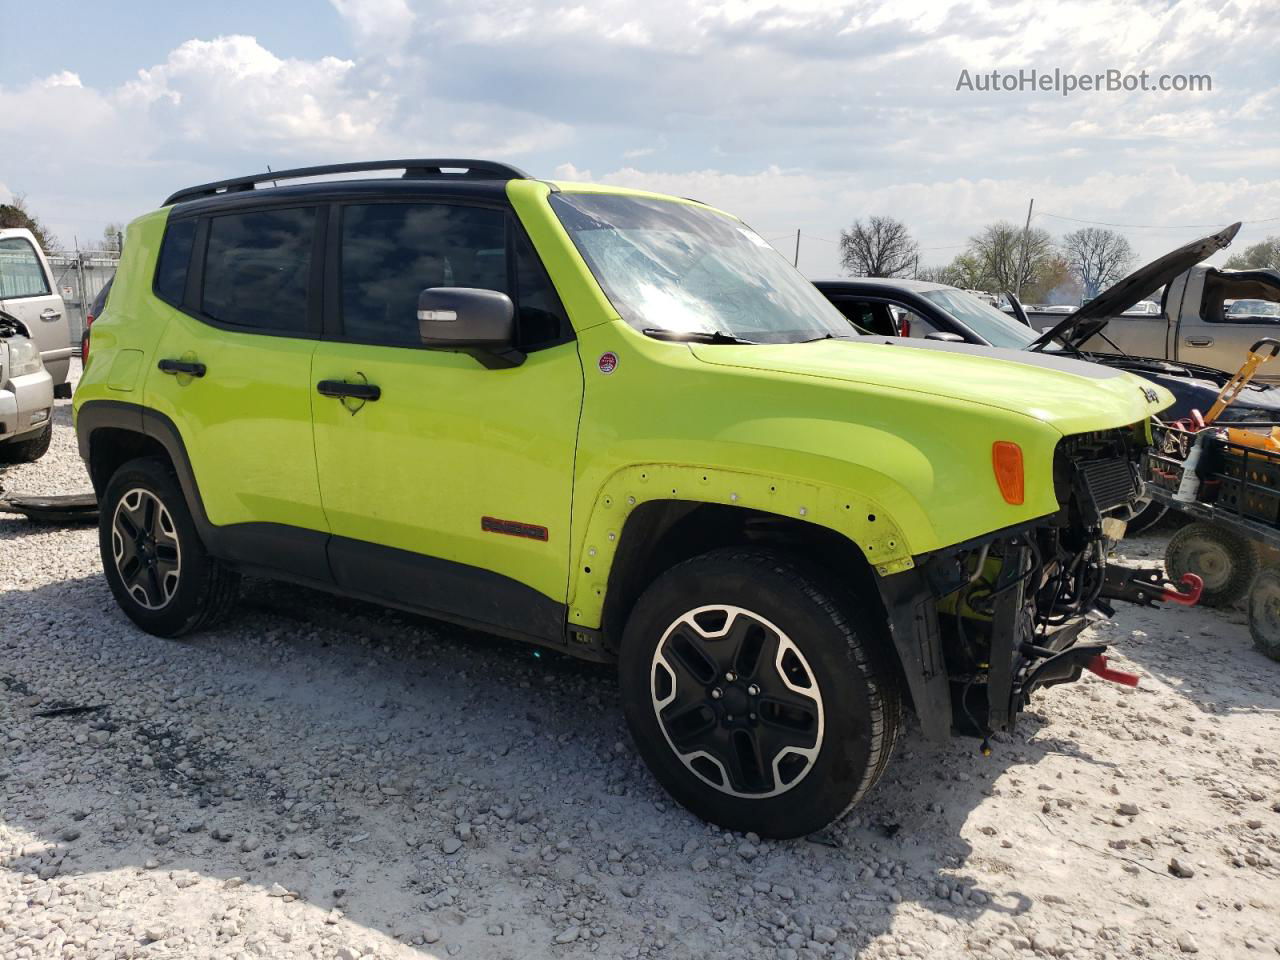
[0,227,72,398]
[0,308,54,463]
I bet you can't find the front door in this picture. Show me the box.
[311,199,582,640]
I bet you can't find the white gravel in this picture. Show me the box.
[1,365,1278,959]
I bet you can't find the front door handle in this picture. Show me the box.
[157,358,207,377]
[317,379,381,401]
[1184,336,1214,347]
[39,308,62,322]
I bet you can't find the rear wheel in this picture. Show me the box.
[1165,521,1258,608]
[0,422,52,464]
[1248,566,1280,662]
[618,549,899,839]
[99,457,240,637]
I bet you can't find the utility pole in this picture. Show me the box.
[793,229,800,268]
[1015,198,1034,299]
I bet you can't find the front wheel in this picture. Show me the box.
[99,457,240,637]
[618,549,900,839]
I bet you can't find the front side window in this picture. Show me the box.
[549,193,852,344]
[201,208,316,332]
[0,237,51,299]
[339,202,568,349]
[340,203,507,347]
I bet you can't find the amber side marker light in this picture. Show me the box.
[992,441,1024,505]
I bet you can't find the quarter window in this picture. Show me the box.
[0,237,51,299]
[154,218,197,306]
[201,208,316,333]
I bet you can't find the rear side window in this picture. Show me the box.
[340,202,507,347]
[153,218,196,306]
[0,237,51,299]
[201,208,315,333]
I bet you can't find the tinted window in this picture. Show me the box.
[154,218,196,306]
[201,208,315,332]
[341,203,507,346]
[0,237,51,299]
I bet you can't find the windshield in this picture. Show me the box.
[549,192,853,343]
[917,288,1040,349]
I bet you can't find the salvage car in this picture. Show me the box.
[0,228,73,398]
[817,224,1280,429]
[0,308,54,463]
[77,159,1190,838]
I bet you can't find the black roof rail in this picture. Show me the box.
[163,159,532,206]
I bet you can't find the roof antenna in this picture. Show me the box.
[266,164,278,189]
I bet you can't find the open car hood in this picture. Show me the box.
[1029,222,1242,352]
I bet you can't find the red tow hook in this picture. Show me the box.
[1164,572,1204,606]
[1085,655,1140,687]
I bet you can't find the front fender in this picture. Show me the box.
[565,463,919,630]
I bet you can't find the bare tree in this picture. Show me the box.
[839,216,919,278]
[968,221,1056,294]
[1224,236,1280,271]
[1062,227,1135,298]
[918,254,993,290]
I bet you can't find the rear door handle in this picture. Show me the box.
[1184,336,1214,346]
[317,379,381,401]
[157,358,207,377]
[39,308,62,322]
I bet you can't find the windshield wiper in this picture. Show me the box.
[641,328,758,345]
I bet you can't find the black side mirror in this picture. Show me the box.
[418,287,524,368]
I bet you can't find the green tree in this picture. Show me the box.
[1224,236,1280,271]
[102,222,125,255]
[0,194,59,253]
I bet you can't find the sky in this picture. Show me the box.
[1,0,1278,278]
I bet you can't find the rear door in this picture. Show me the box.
[0,229,72,385]
[310,198,582,640]
[143,205,330,578]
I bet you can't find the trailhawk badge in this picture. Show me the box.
[598,352,619,374]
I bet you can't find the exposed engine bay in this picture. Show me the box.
[925,424,1200,744]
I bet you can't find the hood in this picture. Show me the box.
[690,337,1172,436]
[1029,222,1242,352]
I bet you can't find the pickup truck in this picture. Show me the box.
[1036,224,1280,382]
[0,228,73,398]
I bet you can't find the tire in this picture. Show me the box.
[618,548,900,839]
[1165,521,1259,608]
[1124,499,1168,537]
[1247,566,1280,663]
[0,421,52,464]
[99,457,240,637]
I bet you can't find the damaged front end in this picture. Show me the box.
[883,423,1200,745]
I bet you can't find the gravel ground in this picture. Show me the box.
[1,366,1278,959]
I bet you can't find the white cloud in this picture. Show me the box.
[3,0,1276,268]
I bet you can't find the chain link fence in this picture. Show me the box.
[47,250,119,344]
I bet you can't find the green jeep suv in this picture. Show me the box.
[76,159,1183,838]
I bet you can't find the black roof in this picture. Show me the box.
[164,158,535,209]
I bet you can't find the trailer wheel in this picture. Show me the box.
[1165,521,1259,608]
[1248,566,1280,663]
